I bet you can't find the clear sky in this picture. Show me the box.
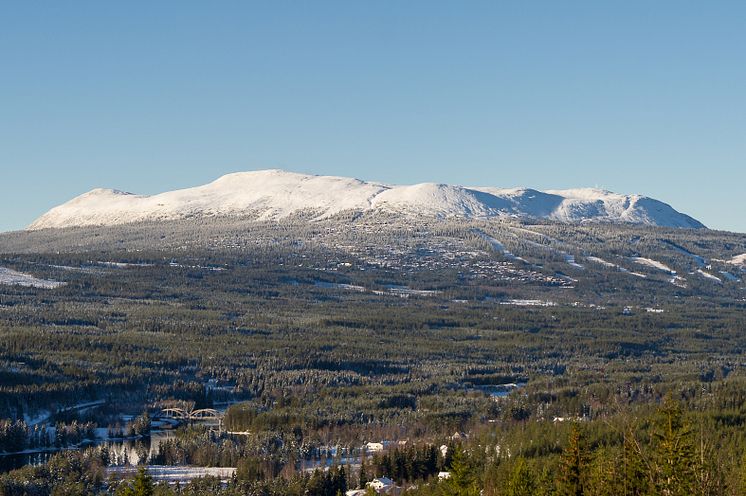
[1,1,745,233]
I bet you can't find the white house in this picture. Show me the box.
[365,442,384,453]
[438,471,451,480]
[368,477,395,492]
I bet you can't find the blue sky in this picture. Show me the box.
[1,1,745,232]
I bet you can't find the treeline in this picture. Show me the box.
[409,397,746,496]
[0,419,95,454]
[366,444,442,484]
[4,399,746,495]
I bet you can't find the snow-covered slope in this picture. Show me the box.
[28,169,705,230]
[728,254,746,269]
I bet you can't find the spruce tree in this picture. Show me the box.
[505,457,535,496]
[444,447,480,496]
[132,467,155,496]
[586,447,620,496]
[557,424,587,496]
[621,428,649,496]
[651,397,696,496]
[359,455,369,488]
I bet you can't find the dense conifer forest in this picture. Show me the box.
[0,217,744,494]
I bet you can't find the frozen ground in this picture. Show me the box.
[0,267,65,289]
[631,257,675,274]
[107,465,236,483]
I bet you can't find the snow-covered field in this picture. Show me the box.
[107,465,236,483]
[0,267,65,289]
[500,299,557,307]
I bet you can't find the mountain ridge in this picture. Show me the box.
[27,169,706,230]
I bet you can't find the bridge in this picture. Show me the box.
[160,408,223,426]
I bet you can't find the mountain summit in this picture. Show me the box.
[28,169,705,230]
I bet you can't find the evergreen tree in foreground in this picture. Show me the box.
[442,446,480,496]
[116,467,154,496]
[505,457,536,496]
[651,397,696,496]
[557,424,587,496]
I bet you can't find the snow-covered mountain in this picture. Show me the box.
[28,169,705,230]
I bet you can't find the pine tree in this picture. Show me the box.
[443,447,480,496]
[621,428,649,496]
[535,466,556,496]
[133,467,155,496]
[651,397,696,496]
[739,453,746,496]
[505,457,535,496]
[586,447,620,496]
[359,454,369,488]
[557,424,587,496]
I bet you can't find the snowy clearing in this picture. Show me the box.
[0,267,65,289]
[587,256,648,278]
[313,281,366,292]
[500,299,556,307]
[473,229,528,263]
[697,270,722,283]
[663,241,706,267]
[586,256,616,268]
[631,257,675,274]
[728,254,746,268]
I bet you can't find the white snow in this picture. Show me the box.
[728,254,746,267]
[0,267,65,289]
[586,256,617,268]
[107,466,236,483]
[384,285,441,297]
[28,170,705,230]
[504,227,583,269]
[587,256,646,278]
[500,299,557,307]
[314,281,366,292]
[697,269,722,283]
[564,255,584,269]
[472,229,528,263]
[719,271,740,282]
[664,242,706,267]
[631,257,676,274]
[25,400,106,427]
